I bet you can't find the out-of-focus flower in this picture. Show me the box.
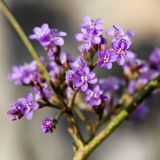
[33,82,53,101]
[124,58,149,81]
[132,102,149,120]
[150,48,160,72]
[85,85,104,107]
[8,60,40,85]
[106,24,135,48]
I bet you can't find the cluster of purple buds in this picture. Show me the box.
[7,16,160,134]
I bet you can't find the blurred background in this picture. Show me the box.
[0,0,160,160]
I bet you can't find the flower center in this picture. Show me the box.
[27,102,32,110]
[103,56,109,62]
[90,92,98,98]
[81,76,88,83]
[46,120,52,126]
[117,49,124,55]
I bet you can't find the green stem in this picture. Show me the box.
[73,76,160,160]
[66,110,84,149]
[56,111,64,122]
[0,0,50,81]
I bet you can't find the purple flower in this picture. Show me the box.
[99,77,124,92]
[66,59,97,92]
[41,117,56,133]
[112,39,134,65]
[106,24,135,48]
[75,16,103,50]
[124,58,149,80]
[132,102,149,120]
[7,100,24,121]
[99,78,123,110]
[74,67,97,91]
[29,24,67,60]
[128,70,159,94]
[124,57,159,93]
[85,85,104,106]
[150,48,160,71]
[98,49,117,69]
[21,93,39,120]
[7,93,39,120]
[8,60,40,85]
[29,24,66,47]
[29,23,51,46]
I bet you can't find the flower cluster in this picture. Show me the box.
[29,24,67,61]
[75,16,103,51]
[7,93,39,121]
[8,60,40,85]
[7,16,160,135]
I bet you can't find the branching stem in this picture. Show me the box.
[73,76,160,160]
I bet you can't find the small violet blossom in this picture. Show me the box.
[106,24,135,48]
[41,117,56,133]
[73,67,97,91]
[112,39,134,65]
[85,85,104,106]
[99,77,124,92]
[7,93,39,120]
[7,100,24,121]
[98,49,117,69]
[21,93,39,120]
[75,16,103,50]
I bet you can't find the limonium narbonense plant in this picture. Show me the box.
[1,1,160,159]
